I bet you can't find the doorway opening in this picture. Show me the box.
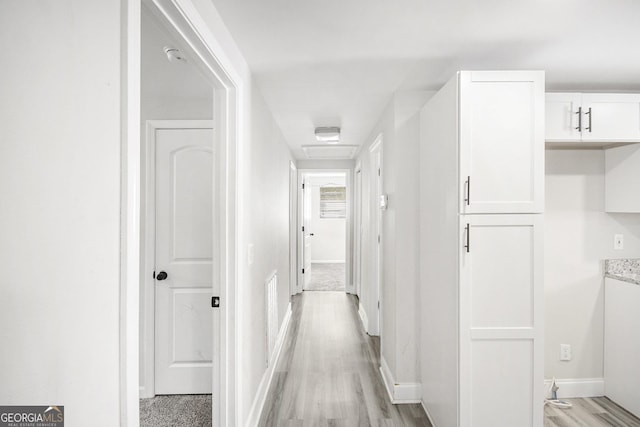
[297,170,352,294]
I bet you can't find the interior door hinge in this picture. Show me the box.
[378,301,380,309]
[302,226,305,232]
[153,271,156,279]
[378,168,381,176]
[302,183,305,190]
[378,235,380,243]
[302,268,305,274]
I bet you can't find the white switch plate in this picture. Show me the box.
[614,234,624,250]
[560,344,572,361]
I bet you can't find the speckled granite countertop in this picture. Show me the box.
[605,259,640,285]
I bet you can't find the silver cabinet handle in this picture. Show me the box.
[464,176,471,206]
[575,107,582,132]
[464,223,470,253]
[585,107,592,132]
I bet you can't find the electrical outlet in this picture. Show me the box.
[560,344,572,361]
[614,234,624,250]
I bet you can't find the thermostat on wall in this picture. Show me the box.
[380,194,388,210]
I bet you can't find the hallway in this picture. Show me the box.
[259,291,431,426]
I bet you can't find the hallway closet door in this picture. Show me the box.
[154,124,214,394]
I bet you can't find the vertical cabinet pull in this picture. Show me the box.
[464,223,470,253]
[575,107,582,132]
[585,107,592,132]
[464,176,471,206]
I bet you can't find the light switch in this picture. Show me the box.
[614,234,624,250]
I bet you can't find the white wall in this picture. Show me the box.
[545,149,640,380]
[138,8,214,389]
[308,176,346,262]
[356,91,433,385]
[184,1,296,423]
[0,1,122,425]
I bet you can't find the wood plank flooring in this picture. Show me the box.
[545,397,640,427]
[259,291,431,426]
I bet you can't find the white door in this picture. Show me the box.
[369,141,382,336]
[155,126,214,395]
[545,92,582,141]
[581,93,640,142]
[459,71,544,214]
[302,178,312,290]
[459,214,543,427]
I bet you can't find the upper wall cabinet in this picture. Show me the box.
[546,93,640,146]
[460,71,545,214]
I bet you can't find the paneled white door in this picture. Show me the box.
[155,125,214,395]
[459,214,543,427]
[459,71,544,214]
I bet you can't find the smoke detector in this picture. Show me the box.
[314,127,340,144]
[163,46,187,63]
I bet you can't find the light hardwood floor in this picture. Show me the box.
[545,397,640,427]
[259,291,431,426]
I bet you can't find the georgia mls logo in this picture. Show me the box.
[0,405,64,427]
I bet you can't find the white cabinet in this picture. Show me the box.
[460,71,544,214]
[546,93,640,145]
[419,71,544,427]
[605,143,640,212]
[459,215,544,427]
[604,278,640,418]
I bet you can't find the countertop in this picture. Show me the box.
[605,259,640,285]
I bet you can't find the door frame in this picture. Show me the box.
[289,161,298,296]
[296,169,353,294]
[353,162,362,298]
[121,0,240,425]
[368,135,383,337]
[141,120,214,398]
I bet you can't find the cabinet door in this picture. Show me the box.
[545,93,582,141]
[459,215,543,427]
[581,94,640,142]
[459,71,545,214]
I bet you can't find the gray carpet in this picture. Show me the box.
[306,263,345,291]
[140,394,211,427]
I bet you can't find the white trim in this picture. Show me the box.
[124,1,241,425]
[379,357,422,404]
[310,260,346,264]
[544,378,605,399]
[420,400,438,427]
[358,303,369,333]
[246,303,293,427]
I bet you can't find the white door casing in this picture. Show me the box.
[154,123,214,395]
[302,177,312,290]
[289,161,298,295]
[459,214,544,427]
[459,71,545,214]
[369,136,382,336]
[354,167,362,297]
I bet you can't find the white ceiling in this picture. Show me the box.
[211,0,640,159]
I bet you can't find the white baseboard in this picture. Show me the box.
[420,400,437,427]
[311,260,345,264]
[246,303,293,427]
[379,357,422,404]
[544,377,605,398]
[358,303,369,333]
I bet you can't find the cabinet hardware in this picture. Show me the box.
[575,107,582,132]
[585,107,592,132]
[464,176,471,206]
[464,223,470,253]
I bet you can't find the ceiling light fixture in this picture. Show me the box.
[314,127,340,144]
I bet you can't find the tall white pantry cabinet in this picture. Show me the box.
[419,71,544,427]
